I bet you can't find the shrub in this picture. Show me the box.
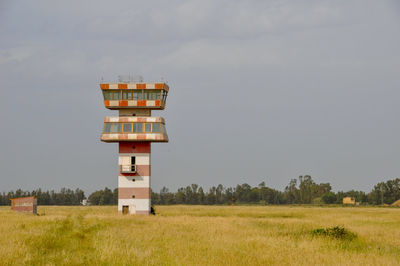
[321,192,337,204]
[311,226,356,240]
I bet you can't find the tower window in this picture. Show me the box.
[104,123,112,133]
[144,123,151,132]
[103,91,112,100]
[133,123,142,133]
[123,123,132,133]
[122,90,133,100]
[112,91,121,100]
[111,123,121,133]
[152,123,161,133]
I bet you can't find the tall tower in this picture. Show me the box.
[100,77,169,215]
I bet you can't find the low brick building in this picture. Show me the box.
[10,196,37,214]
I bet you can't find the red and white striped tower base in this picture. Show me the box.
[118,142,151,215]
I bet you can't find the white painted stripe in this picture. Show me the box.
[118,199,150,211]
[118,154,150,165]
[146,134,157,140]
[147,100,155,106]
[103,116,165,123]
[102,133,167,141]
[146,83,155,89]
[109,84,118,89]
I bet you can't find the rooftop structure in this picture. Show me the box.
[100,79,169,215]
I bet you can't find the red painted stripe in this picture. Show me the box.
[118,187,150,199]
[119,100,128,106]
[119,142,151,153]
[154,83,164,89]
[100,84,109,89]
[118,84,128,89]
[12,206,34,212]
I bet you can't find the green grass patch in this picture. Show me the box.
[311,226,357,241]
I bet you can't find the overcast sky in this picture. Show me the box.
[0,0,399,194]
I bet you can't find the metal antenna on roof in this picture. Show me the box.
[117,75,143,83]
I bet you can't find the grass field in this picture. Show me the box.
[0,205,399,265]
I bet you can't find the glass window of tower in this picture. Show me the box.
[142,91,149,100]
[133,123,143,133]
[123,123,132,133]
[103,91,112,100]
[144,123,151,132]
[112,123,121,133]
[112,91,121,100]
[133,90,142,100]
[122,91,132,100]
[152,123,161,133]
[154,90,161,100]
[104,123,112,132]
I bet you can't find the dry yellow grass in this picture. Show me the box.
[0,205,399,265]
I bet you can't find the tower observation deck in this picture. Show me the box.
[100,79,169,215]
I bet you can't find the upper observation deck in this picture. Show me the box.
[100,82,169,110]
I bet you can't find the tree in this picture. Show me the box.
[321,192,337,204]
[284,179,299,204]
[198,187,205,204]
[299,175,316,204]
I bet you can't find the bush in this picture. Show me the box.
[321,192,337,204]
[311,226,356,240]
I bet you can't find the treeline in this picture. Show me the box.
[152,176,400,205]
[0,187,117,206]
[1,176,399,206]
[0,188,85,205]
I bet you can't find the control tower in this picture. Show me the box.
[100,76,169,215]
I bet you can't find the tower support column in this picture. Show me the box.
[118,142,151,215]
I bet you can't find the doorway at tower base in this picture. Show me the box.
[118,141,151,215]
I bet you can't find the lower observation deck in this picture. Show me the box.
[101,116,168,143]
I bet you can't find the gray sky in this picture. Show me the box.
[0,0,399,194]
